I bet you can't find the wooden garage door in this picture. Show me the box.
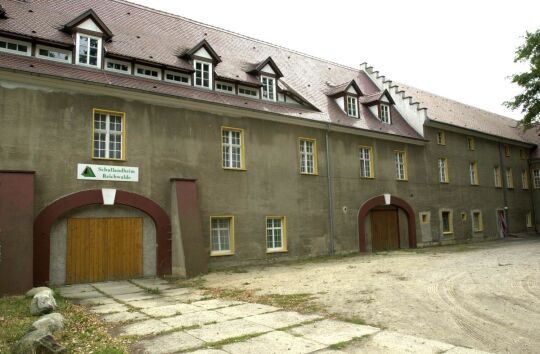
[66,217,143,284]
[371,209,400,251]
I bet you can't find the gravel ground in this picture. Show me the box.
[204,237,540,354]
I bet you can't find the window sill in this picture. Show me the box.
[360,176,375,180]
[470,183,479,186]
[92,157,127,162]
[266,249,288,254]
[222,167,246,171]
[396,178,408,182]
[473,229,483,233]
[442,232,454,235]
[210,251,234,257]
[440,181,450,184]
[300,172,318,176]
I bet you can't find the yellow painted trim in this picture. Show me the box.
[522,169,529,190]
[420,211,430,224]
[504,144,510,157]
[440,209,454,234]
[221,126,246,171]
[91,108,127,161]
[394,150,408,181]
[298,137,318,175]
[439,157,449,183]
[526,210,533,228]
[359,145,375,179]
[265,216,288,253]
[209,215,235,256]
[437,131,446,145]
[506,168,514,189]
[494,165,502,188]
[466,136,475,151]
[470,161,479,185]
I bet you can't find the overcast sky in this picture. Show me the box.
[129,0,539,120]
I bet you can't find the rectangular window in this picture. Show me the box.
[215,81,234,93]
[359,146,374,178]
[437,131,446,145]
[299,138,317,175]
[210,217,234,256]
[522,169,529,189]
[135,64,161,80]
[194,60,212,89]
[165,70,190,85]
[494,166,502,188]
[467,137,475,151]
[261,76,276,101]
[504,144,510,157]
[222,127,244,170]
[472,211,483,232]
[0,36,31,56]
[92,110,125,160]
[395,151,407,181]
[438,158,449,183]
[534,170,540,189]
[266,217,287,252]
[527,211,533,228]
[76,33,101,67]
[347,96,358,118]
[420,212,430,224]
[469,161,479,185]
[238,86,259,98]
[105,58,131,74]
[36,45,71,63]
[506,168,514,189]
[380,104,391,123]
[441,210,453,234]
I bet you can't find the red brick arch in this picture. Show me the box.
[358,195,417,252]
[33,189,171,286]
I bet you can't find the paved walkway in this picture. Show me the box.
[58,279,490,353]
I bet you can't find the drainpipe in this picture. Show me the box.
[528,158,538,233]
[498,142,509,235]
[325,126,335,255]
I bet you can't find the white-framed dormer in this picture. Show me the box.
[247,57,283,102]
[181,39,221,91]
[380,103,391,124]
[165,70,191,85]
[134,63,162,80]
[75,32,102,68]
[326,80,363,118]
[215,81,235,94]
[36,44,72,63]
[346,95,359,118]
[0,36,31,56]
[104,58,131,75]
[193,59,212,89]
[238,85,259,98]
[261,76,276,101]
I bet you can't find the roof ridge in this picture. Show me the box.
[111,0,362,74]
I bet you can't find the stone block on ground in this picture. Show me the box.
[216,302,280,318]
[359,330,455,354]
[12,329,67,354]
[118,319,173,337]
[289,319,379,345]
[101,311,149,323]
[31,290,57,316]
[112,292,159,302]
[191,298,244,310]
[186,350,228,354]
[127,298,175,309]
[78,296,118,306]
[445,347,493,354]
[159,287,192,297]
[245,310,322,329]
[131,331,203,353]
[56,284,95,296]
[186,318,272,342]
[161,310,233,328]
[141,303,203,318]
[58,290,103,300]
[222,330,326,354]
[26,287,53,298]
[90,303,129,314]
[31,313,65,333]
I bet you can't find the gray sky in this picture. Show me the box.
[129,0,539,120]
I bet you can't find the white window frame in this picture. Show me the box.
[395,151,407,180]
[222,127,244,170]
[346,96,359,118]
[299,139,317,175]
[0,36,31,56]
[36,44,71,63]
[359,146,374,178]
[533,170,540,189]
[522,169,529,190]
[266,217,287,253]
[261,76,276,101]
[93,110,125,160]
[75,33,102,68]
[238,86,259,98]
[438,158,449,183]
[134,64,162,80]
[506,168,514,189]
[104,58,132,75]
[380,104,391,124]
[215,81,235,93]
[210,216,234,256]
[494,166,502,187]
[469,161,478,185]
[194,60,212,89]
[164,70,191,85]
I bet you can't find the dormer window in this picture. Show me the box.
[135,64,161,80]
[380,104,391,124]
[76,33,101,68]
[261,76,276,101]
[194,60,212,89]
[347,96,358,118]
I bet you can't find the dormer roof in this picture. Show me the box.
[64,9,113,39]
[181,39,221,64]
[325,80,363,97]
[359,89,395,105]
[246,56,283,78]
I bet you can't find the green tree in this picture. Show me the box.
[505,29,540,128]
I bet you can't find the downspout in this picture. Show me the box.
[325,126,335,255]
[528,158,538,233]
[498,142,509,235]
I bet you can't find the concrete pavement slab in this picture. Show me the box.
[131,278,174,290]
[186,318,272,342]
[222,330,326,354]
[141,303,204,317]
[97,285,144,296]
[361,331,454,354]
[132,331,203,353]
[289,319,379,345]
[127,298,175,309]
[58,290,103,300]
[161,310,233,328]
[244,311,322,329]
[78,296,118,306]
[118,319,173,337]
[216,303,280,318]
[90,303,129,314]
[101,311,149,323]
[160,287,193,297]
[167,292,207,303]
[191,299,245,310]
[113,293,160,302]
[186,350,228,354]
[56,284,95,295]
[445,347,492,354]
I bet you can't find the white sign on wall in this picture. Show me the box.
[77,163,139,182]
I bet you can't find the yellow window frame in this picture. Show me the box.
[470,161,479,185]
[437,131,446,145]
[494,166,502,188]
[440,209,454,235]
[467,137,475,151]
[471,210,483,232]
[298,137,318,175]
[209,216,235,256]
[526,211,533,228]
[504,144,510,157]
[506,168,514,189]
[420,212,431,224]
[221,126,246,171]
[394,150,408,181]
[92,108,127,161]
[359,145,375,179]
[265,216,288,253]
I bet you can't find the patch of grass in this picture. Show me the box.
[332,315,367,325]
[174,276,206,289]
[206,332,270,349]
[144,287,161,295]
[328,336,367,350]
[0,295,35,352]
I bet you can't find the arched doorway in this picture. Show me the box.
[33,189,171,286]
[358,194,417,252]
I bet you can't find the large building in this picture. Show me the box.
[0,0,537,294]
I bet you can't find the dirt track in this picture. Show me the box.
[203,238,540,353]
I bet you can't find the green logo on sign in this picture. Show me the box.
[81,166,96,178]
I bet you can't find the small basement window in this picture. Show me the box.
[165,70,190,85]
[0,36,31,56]
[238,86,259,98]
[135,64,161,80]
[105,58,131,74]
[36,45,71,63]
[216,81,234,93]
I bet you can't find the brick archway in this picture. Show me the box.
[33,189,171,286]
[358,195,416,252]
